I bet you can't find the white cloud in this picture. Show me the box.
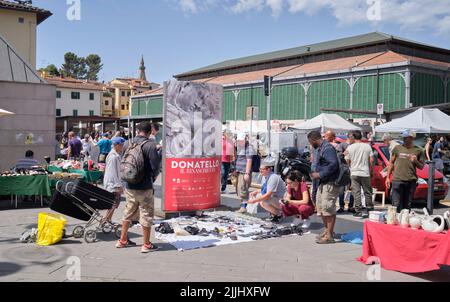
[173,0,450,36]
[179,0,198,14]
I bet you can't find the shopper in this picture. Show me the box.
[67,131,82,160]
[103,137,126,225]
[97,133,112,163]
[248,157,286,223]
[280,171,314,230]
[432,136,445,172]
[345,130,374,218]
[117,122,161,253]
[221,130,234,194]
[386,130,425,212]
[337,135,355,213]
[425,137,433,162]
[234,133,253,214]
[382,134,400,156]
[308,130,339,244]
[81,134,92,159]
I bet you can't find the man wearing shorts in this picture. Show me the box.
[116,122,161,253]
[308,131,339,244]
[235,132,254,214]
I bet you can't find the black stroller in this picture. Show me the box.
[50,180,121,243]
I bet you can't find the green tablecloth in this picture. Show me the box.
[48,166,103,184]
[0,175,51,197]
[68,169,103,183]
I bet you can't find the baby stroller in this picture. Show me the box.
[50,180,121,243]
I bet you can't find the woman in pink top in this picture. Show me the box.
[280,171,315,230]
[221,131,235,193]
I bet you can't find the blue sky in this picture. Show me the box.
[34,0,450,84]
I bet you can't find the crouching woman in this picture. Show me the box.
[280,171,315,230]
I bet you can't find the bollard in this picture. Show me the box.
[427,160,435,215]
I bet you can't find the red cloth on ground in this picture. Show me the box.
[358,220,450,273]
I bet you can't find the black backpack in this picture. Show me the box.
[319,145,351,187]
[120,139,149,185]
[334,151,351,187]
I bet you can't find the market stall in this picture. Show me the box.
[49,160,104,184]
[375,108,450,133]
[0,174,51,208]
[291,113,362,132]
[358,217,450,273]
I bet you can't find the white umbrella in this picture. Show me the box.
[0,109,14,117]
[292,113,361,132]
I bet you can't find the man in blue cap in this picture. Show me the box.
[386,129,425,212]
[103,137,128,226]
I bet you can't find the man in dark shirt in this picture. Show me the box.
[309,131,339,244]
[117,122,161,253]
[67,131,82,159]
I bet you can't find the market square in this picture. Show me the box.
[1,0,450,284]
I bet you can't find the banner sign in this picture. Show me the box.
[162,81,223,212]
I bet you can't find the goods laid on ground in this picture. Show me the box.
[154,211,306,251]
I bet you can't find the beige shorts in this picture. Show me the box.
[258,194,281,210]
[316,183,339,216]
[123,188,154,228]
[236,173,250,201]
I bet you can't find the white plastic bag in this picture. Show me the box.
[246,202,258,215]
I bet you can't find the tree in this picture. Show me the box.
[85,54,103,81]
[39,64,60,77]
[61,52,87,79]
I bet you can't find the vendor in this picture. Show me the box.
[280,171,314,230]
[14,150,39,171]
[248,157,286,223]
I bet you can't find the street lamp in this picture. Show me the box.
[232,89,240,132]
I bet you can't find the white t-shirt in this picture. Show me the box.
[345,142,373,177]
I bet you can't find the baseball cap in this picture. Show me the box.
[111,137,126,145]
[260,156,276,167]
[401,129,416,138]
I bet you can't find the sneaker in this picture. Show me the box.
[236,207,247,214]
[292,216,303,226]
[141,243,160,253]
[337,208,345,214]
[301,219,311,230]
[115,240,130,248]
[347,208,356,213]
[270,215,283,223]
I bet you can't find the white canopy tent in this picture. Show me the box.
[0,108,14,117]
[375,108,450,134]
[291,113,361,132]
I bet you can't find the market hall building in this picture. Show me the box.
[130,32,450,127]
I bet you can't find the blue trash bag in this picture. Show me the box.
[341,231,363,245]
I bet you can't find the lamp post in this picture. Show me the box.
[232,89,240,132]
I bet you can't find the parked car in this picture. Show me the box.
[371,143,449,205]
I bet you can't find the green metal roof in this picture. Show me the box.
[175,32,449,78]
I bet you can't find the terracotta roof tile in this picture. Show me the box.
[44,76,104,91]
[0,0,52,24]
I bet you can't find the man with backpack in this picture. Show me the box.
[308,131,340,244]
[344,130,374,218]
[117,122,161,253]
